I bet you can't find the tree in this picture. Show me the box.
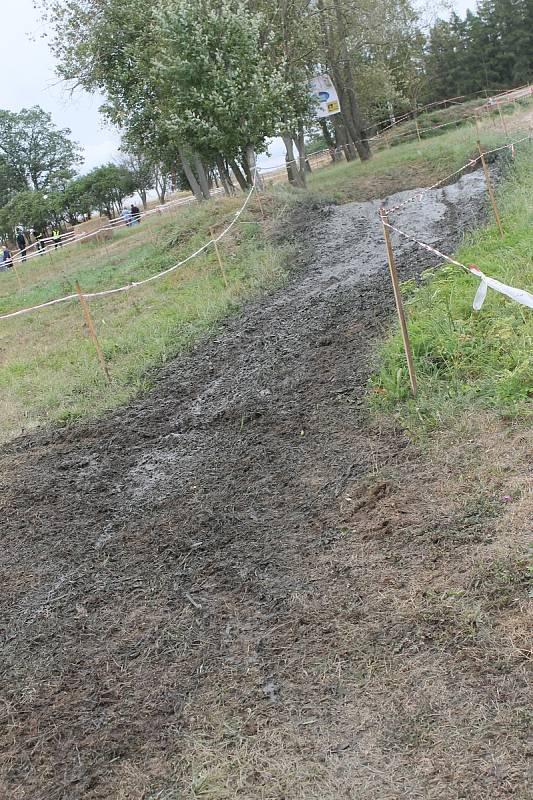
[61,174,95,224]
[154,0,291,186]
[0,107,82,194]
[82,164,135,219]
[0,190,59,241]
[119,151,155,210]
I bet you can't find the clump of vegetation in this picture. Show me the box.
[371,143,533,428]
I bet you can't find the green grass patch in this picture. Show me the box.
[302,125,510,204]
[0,194,290,441]
[371,143,533,431]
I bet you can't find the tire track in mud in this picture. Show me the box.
[1,169,515,800]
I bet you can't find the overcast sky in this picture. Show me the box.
[1,0,475,174]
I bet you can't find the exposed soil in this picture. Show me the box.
[0,169,531,800]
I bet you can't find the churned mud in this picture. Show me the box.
[1,167,530,799]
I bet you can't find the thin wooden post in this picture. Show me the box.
[415,120,422,143]
[384,131,391,150]
[11,261,23,291]
[256,191,265,219]
[497,103,508,136]
[476,140,504,238]
[75,281,111,384]
[209,229,228,288]
[474,114,481,134]
[379,209,417,397]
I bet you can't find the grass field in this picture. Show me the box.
[0,195,290,441]
[371,141,533,428]
[302,122,516,203]
[0,104,529,443]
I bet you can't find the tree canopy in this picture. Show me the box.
[0,107,82,194]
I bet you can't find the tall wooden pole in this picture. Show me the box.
[209,229,228,288]
[415,120,422,143]
[256,191,265,219]
[497,103,508,136]
[75,281,111,384]
[11,262,23,291]
[379,209,417,397]
[476,140,504,238]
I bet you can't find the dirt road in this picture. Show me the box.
[1,170,530,799]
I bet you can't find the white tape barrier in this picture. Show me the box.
[0,180,256,320]
[470,266,533,310]
[384,134,531,215]
[383,221,533,310]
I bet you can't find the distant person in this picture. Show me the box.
[15,228,27,262]
[52,228,62,249]
[32,228,45,254]
[131,204,141,224]
[121,207,132,227]
[1,244,12,271]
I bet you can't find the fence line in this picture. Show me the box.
[0,181,255,320]
[5,189,224,269]
[1,118,531,322]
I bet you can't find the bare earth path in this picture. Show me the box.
[1,170,531,799]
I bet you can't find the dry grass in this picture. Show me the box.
[127,413,531,800]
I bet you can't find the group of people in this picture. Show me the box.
[121,204,141,226]
[0,225,68,272]
[1,202,144,274]
[0,227,25,270]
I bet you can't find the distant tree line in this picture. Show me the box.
[425,0,533,102]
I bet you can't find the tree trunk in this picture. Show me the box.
[215,154,234,196]
[320,118,339,162]
[244,145,264,189]
[282,134,305,188]
[223,159,236,193]
[331,0,371,160]
[228,158,249,191]
[140,190,148,210]
[241,152,253,186]
[192,153,211,200]
[331,113,351,160]
[296,126,311,175]
[178,147,203,201]
[155,170,168,204]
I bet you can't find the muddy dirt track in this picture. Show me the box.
[1,170,531,799]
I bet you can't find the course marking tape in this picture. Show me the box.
[382,220,533,310]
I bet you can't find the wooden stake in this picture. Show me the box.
[209,229,228,288]
[75,281,111,384]
[476,140,504,238]
[379,209,417,397]
[497,103,508,136]
[415,120,422,143]
[474,114,481,134]
[256,191,265,219]
[384,131,391,150]
[11,262,23,291]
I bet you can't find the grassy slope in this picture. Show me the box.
[302,124,509,203]
[0,107,527,442]
[0,196,290,441]
[371,143,533,427]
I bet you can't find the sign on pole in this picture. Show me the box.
[309,74,341,118]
